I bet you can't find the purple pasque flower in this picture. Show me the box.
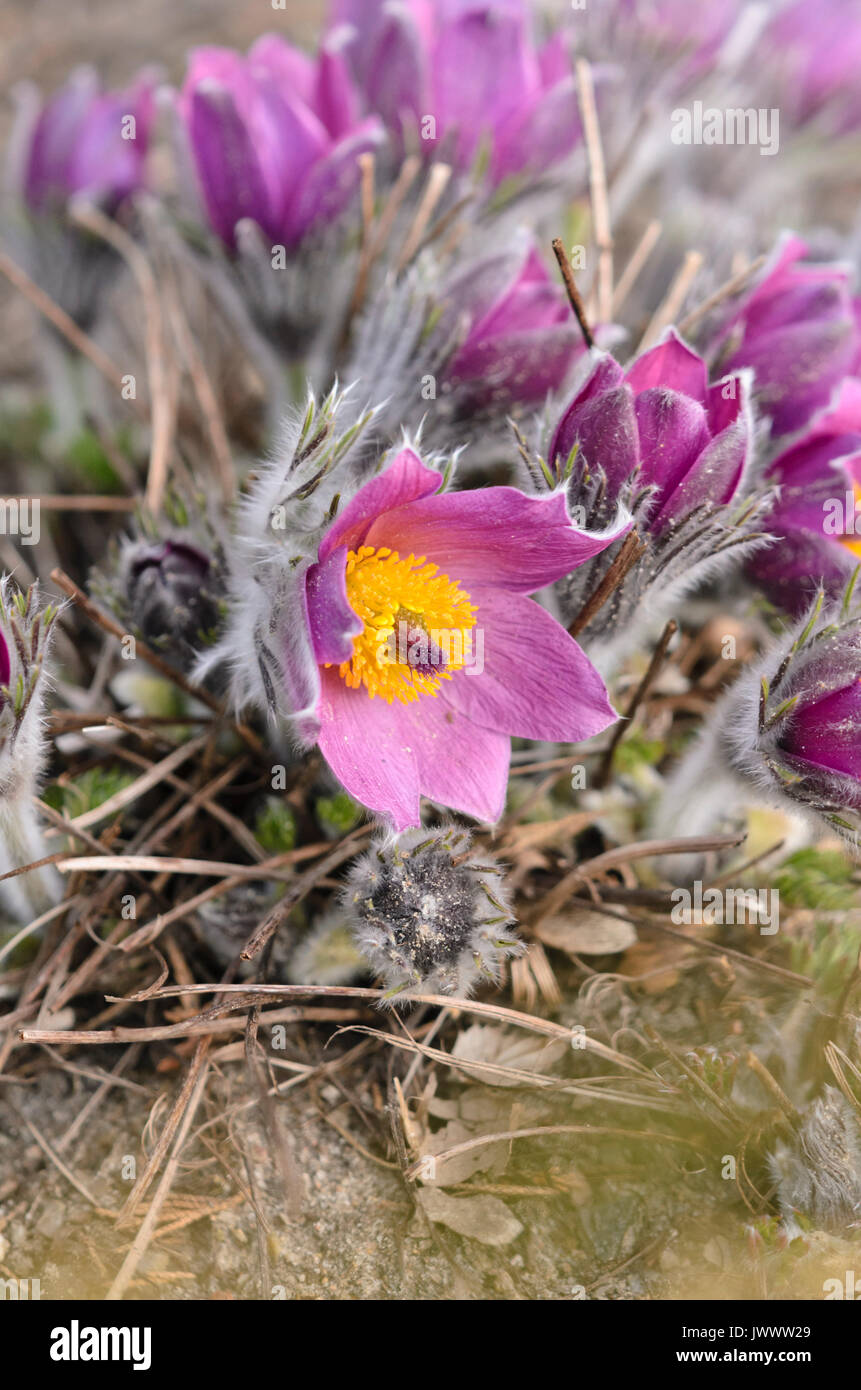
[730,590,861,844]
[765,0,861,134]
[0,627,9,693]
[549,329,752,533]
[655,586,861,857]
[617,0,742,74]
[709,234,861,438]
[746,379,861,616]
[444,241,587,407]
[15,66,157,216]
[306,447,628,829]
[332,0,580,186]
[178,33,385,252]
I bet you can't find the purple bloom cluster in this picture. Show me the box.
[710,235,861,438]
[444,242,587,407]
[178,35,384,251]
[702,236,861,616]
[550,330,752,533]
[332,0,580,184]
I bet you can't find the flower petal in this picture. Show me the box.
[625,329,708,403]
[431,9,538,167]
[404,695,510,823]
[491,76,580,184]
[364,6,427,137]
[314,30,361,139]
[317,666,420,829]
[305,545,363,665]
[633,388,711,499]
[319,448,442,562]
[442,586,617,742]
[780,681,861,777]
[724,319,856,436]
[548,355,636,491]
[366,486,631,593]
[284,117,384,245]
[186,82,272,247]
[652,404,750,528]
[747,527,854,616]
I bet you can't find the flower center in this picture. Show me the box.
[841,484,861,559]
[335,546,476,703]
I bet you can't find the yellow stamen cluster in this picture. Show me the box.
[335,546,476,703]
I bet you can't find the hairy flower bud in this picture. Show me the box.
[768,1087,861,1235]
[343,825,521,1002]
[92,515,226,670]
[123,538,222,661]
[655,584,861,858]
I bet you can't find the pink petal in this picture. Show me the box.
[625,329,708,402]
[248,34,316,106]
[314,31,361,139]
[491,78,581,184]
[319,448,442,561]
[280,567,323,746]
[317,666,421,829]
[284,117,384,245]
[366,486,631,593]
[404,695,510,824]
[442,587,617,742]
[634,389,712,498]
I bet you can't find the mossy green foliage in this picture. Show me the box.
[773,848,855,911]
[253,797,297,854]
[315,790,362,837]
[43,766,137,816]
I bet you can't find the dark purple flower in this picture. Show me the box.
[710,235,861,437]
[123,537,222,661]
[332,0,580,185]
[178,35,385,251]
[747,379,861,615]
[18,67,157,215]
[444,243,586,406]
[0,629,9,692]
[549,329,752,533]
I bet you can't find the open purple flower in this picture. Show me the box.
[444,242,586,407]
[178,34,384,251]
[549,330,752,532]
[289,447,628,829]
[710,235,861,438]
[16,66,157,215]
[332,0,580,185]
[746,379,861,615]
